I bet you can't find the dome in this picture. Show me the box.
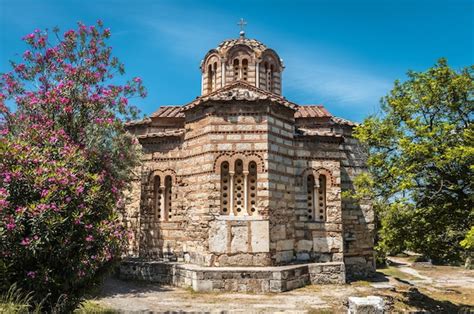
[200,34,284,96]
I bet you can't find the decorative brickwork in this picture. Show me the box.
[122,33,375,288]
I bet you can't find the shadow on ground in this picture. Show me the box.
[99,277,173,298]
[403,287,473,313]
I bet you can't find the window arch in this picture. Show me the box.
[220,162,230,214]
[164,175,173,220]
[316,175,327,221]
[269,64,274,92]
[233,59,240,81]
[242,59,248,81]
[247,161,257,214]
[218,157,260,217]
[306,174,315,220]
[305,172,328,222]
[233,159,244,215]
[152,172,174,222]
[153,175,162,220]
[207,64,214,93]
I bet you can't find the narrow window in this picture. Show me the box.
[268,64,274,92]
[213,62,218,90]
[208,64,213,93]
[234,159,244,215]
[242,59,248,81]
[154,176,163,221]
[165,175,172,220]
[316,175,327,221]
[263,62,268,89]
[233,59,240,81]
[307,175,315,220]
[220,162,230,214]
[247,161,257,215]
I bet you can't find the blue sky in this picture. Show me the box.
[1,0,473,122]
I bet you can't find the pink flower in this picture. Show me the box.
[27,271,36,278]
[6,221,15,231]
[21,237,31,246]
[85,235,94,242]
[40,189,49,197]
[133,77,141,83]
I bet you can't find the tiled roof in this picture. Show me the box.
[296,128,343,138]
[184,81,298,111]
[331,116,358,127]
[136,129,185,139]
[150,106,185,118]
[125,117,151,126]
[295,105,331,118]
[217,37,267,54]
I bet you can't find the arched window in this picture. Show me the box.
[234,159,244,215]
[316,175,327,221]
[153,174,173,222]
[247,161,257,215]
[307,174,315,220]
[263,62,268,89]
[213,62,218,90]
[307,174,327,222]
[268,64,274,92]
[164,175,172,220]
[220,162,230,214]
[153,175,162,220]
[233,59,240,81]
[242,59,248,81]
[208,64,213,93]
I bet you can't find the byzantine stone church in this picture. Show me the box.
[123,29,375,287]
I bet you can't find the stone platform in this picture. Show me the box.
[119,260,345,293]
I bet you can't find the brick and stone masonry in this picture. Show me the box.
[121,31,375,291]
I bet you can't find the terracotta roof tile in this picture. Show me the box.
[295,105,332,118]
[296,127,343,138]
[136,128,185,139]
[151,106,185,118]
[184,81,298,111]
[331,116,358,127]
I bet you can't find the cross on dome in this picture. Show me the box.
[237,18,247,37]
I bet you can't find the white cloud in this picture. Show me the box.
[283,53,391,108]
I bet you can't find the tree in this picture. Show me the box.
[0,21,145,311]
[352,59,473,264]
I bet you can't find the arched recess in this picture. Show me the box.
[148,169,176,222]
[202,52,221,94]
[301,167,334,222]
[214,152,264,216]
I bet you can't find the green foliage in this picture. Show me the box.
[460,227,474,250]
[0,21,144,312]
[353,59,474,264]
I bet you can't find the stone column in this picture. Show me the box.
[243,171,249,215]
[229,172,235,216]
[159,185,166,221]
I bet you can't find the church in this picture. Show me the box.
[121,27,375,292]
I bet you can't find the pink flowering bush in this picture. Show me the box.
[0,21,145,311]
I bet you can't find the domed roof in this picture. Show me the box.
[215,37,268,55]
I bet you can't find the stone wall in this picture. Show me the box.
[119,260,345,293]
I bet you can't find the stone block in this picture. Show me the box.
[297,239,313,252]
[276,239,294,251]
[209,221,227,253]
[313,236,342,253]
[348,296,384,314]
[250,220,270,253]
[231,225,249,253]
[271,225,286,240]
[192,279,213,292]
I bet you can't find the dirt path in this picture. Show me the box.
[94,261,474,313]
